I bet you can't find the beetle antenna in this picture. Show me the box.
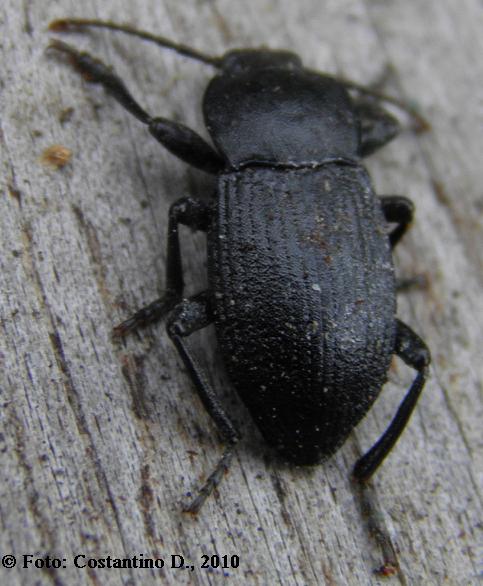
[339,77,430,133]
[48,18,223,68]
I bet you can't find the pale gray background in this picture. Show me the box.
[1,1,482,585]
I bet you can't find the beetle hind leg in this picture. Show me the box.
[166,292,239,513]
[353,319,430,482]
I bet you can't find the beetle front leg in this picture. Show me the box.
[353,319,430,482]
[114,197,212,336]
[380,195,414,248]
[47,40,224,174]
[166,292,240,513]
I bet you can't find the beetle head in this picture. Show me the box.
[221,49,302,74]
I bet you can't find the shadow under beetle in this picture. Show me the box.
[48,19,431,513]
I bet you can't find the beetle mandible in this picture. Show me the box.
[48,19,430,513]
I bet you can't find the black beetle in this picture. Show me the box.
[48,19,430,513]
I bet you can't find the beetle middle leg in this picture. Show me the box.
[353,319,430,482]
[47,39,224,174]
[114,197,211,336]
[166,292,239,513]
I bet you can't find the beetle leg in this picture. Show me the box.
[47,39,224,174]
[353,319,430,482]
[380,195,414,248]
[166,292,239,513]
[114,197,212,336]
[354,100,401,157]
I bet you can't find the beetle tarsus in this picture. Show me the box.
[183,448,235,514]
[113,293,179,337]
[48,38,151,123]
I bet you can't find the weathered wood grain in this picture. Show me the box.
[1,1,482,584]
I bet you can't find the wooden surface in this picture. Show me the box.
[1,1,482,584]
